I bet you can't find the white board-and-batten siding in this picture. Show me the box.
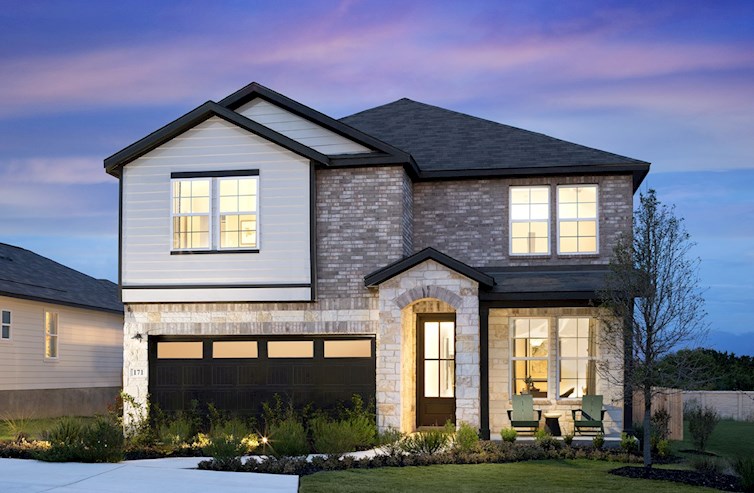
[237,99,372,155]
[0,296,122,391]
[121,116,312,303]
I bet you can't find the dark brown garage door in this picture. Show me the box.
[149,336,376,416]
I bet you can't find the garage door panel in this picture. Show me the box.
[149,336,375,418]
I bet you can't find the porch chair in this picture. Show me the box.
[506,394,542,433]
[571,394,606,435]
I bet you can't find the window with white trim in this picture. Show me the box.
[558,185,598,254]
[511,318,549,398]
[1,310,10,340]
[510,186,549,255]
[45,311,58,358]
[171,173,259,252]
[557,318,597,398]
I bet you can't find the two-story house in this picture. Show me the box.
[106,83,649,439]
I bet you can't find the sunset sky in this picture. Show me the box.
[1,0,752,353]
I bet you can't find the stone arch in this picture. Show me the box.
[393,285,463,310]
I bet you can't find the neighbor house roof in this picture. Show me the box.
[0,243,123,314]
[341,98,650,189]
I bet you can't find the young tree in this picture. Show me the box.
[598,189,708,468]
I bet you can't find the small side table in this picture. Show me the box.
[543,412,562,436]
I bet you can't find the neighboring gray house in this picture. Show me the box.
[107,83,649,438]
[0,244,123,418]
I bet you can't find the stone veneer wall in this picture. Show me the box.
[376,260,479,432]
[488,307,623,437]
[413,174,633,267]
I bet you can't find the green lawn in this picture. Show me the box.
[299,460,719,493]
[673,419,754,459]
[0,416,95,441]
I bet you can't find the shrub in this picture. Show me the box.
[651,407,671,441]
[592,432,605,450]
[500,427,517,443]
[377,427,404,456]
[562,433,574,447]
[400,429,451,455]
[534,429,560,451]
[40,416,123,463]
[338,395,377,449]
[732,456,754,493]
[158,414,194,446]
[202,433,245,469]
[453,422,479,453]
[121,392,156,446]
[268,417,309,457]
[690,455,726,475]
[620,432,638,454]
[687,403,719,451]
[656,438,671,458]
[310,415,361,455]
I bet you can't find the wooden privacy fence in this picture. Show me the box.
[632,387,683,440]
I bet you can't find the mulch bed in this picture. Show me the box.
[610,466,742,492]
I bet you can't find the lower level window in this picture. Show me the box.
[511,318,549,397]
[45,311,58,358]
[558,318,596,398]
[1,310,10,339]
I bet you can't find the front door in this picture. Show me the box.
[417,314,456,427]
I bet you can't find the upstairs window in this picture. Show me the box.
[510,186,549,255]
[1,310,10,340]
[45,311,58,359]
[558,185,598,254]
[171,171,259,253]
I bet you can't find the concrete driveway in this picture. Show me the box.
[0,457,298,493]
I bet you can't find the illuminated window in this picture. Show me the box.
[510,186,549,255]
[1,310,10,340]
[267,340,314,358]
[212,341,258,359]
[423,321,455,398]
[172,179,211,250]
[219,178,258,249]
[45,311,58,358]
[558,318,596,398]
[170,172,259,252]
[558,185,598,254]
[157,341,203,359]
[511,318,549,397]
[324,340,372,358]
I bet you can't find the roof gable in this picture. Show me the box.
[105,101,331,177]
[0,243,122,313]
[364,247,495,289]
[341,98,650,190]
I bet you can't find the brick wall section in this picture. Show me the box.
[413,174,633,267]
[316,166,408,299]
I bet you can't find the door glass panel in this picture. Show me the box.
[324,340,371,358]
[424,322,439,359]
[267,340,314,358]
[439,322,454,358]
[440,360,454,397]
[424,360,439,397]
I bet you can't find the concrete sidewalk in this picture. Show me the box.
[0,457,298,493]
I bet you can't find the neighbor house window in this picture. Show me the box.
[1,310,10,340]
[44,311,58,358]
[558,185,598,254]
[511,318,549,397]
[171,171,259,252]
[510,186,549,255]
[558,318,597,398]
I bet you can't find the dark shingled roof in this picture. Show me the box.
[480,265,610,301]
[0,243,122,314]
[341,98,649,173]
